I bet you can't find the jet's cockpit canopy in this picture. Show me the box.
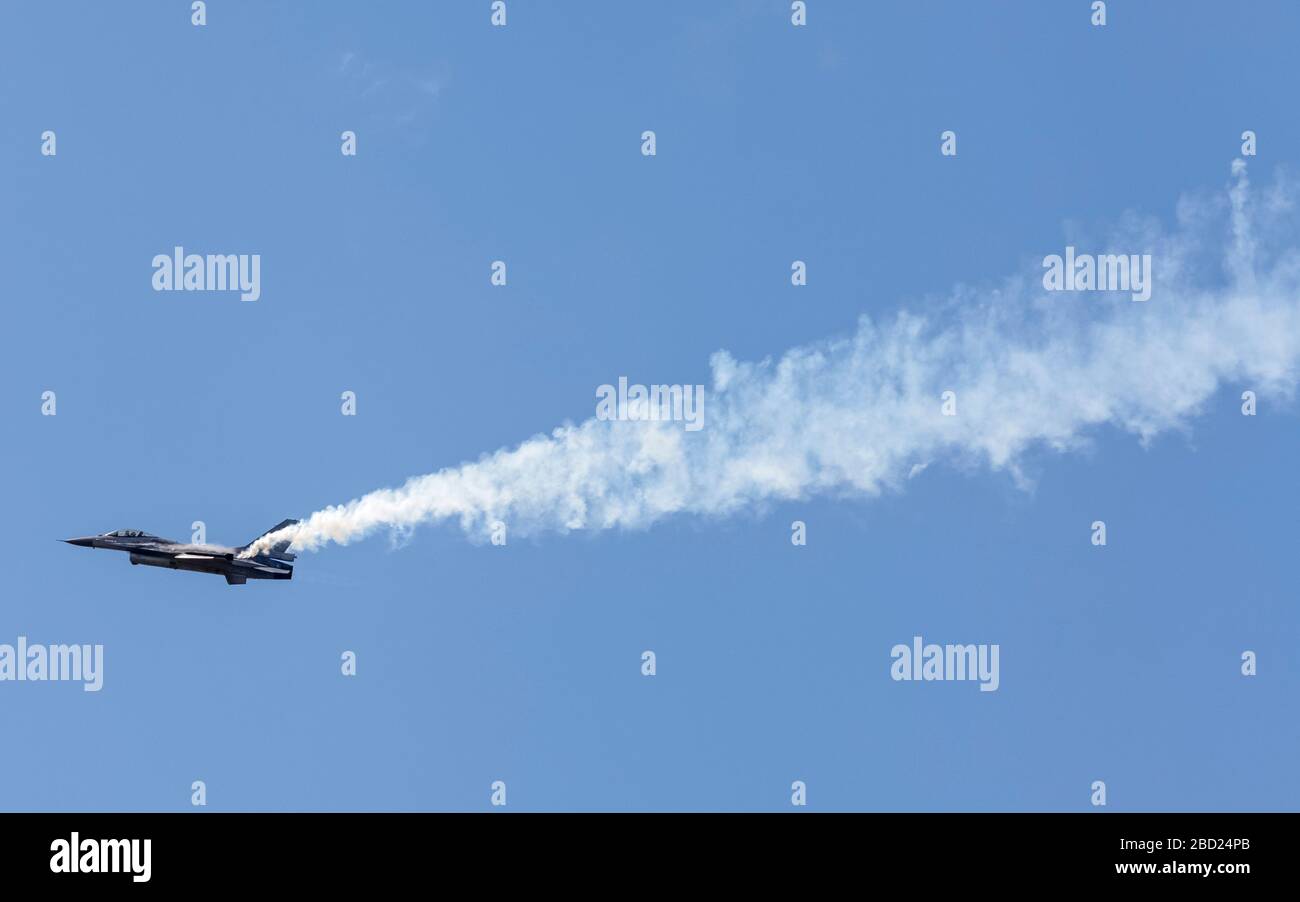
[105,529,153,538]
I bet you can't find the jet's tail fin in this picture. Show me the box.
[243,519,300,557]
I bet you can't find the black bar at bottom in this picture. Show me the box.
[0,812,1284,887]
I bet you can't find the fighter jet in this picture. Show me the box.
[63,519,300,585]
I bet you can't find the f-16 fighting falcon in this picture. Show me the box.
[63,520,300,585]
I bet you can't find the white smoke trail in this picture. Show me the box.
[243,162,1300,559]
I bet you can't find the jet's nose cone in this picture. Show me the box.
[63,537,95,547]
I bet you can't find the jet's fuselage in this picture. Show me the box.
[64,526,296,586]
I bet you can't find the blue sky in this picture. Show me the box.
[2,1,1298,811]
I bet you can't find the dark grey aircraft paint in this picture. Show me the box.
[63,519,300,585]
